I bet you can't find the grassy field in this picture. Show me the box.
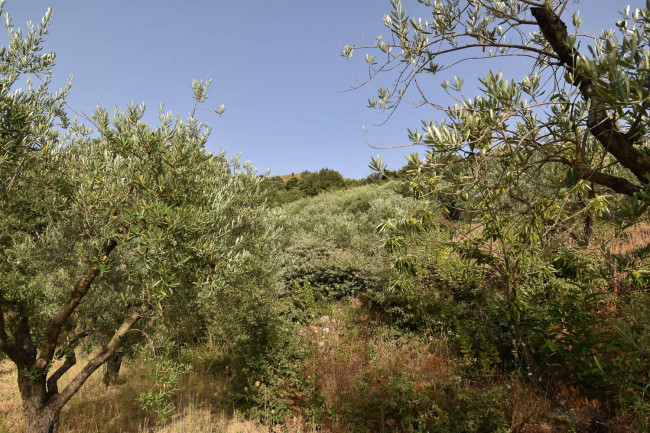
[0,357,269,433]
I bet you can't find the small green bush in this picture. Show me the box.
[281,240,385,301]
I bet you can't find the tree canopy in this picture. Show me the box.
[345,0,650,220]
[0,6,274,432]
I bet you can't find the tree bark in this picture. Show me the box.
[24,402,61,433]
[530,4,650,189]
[37,239,118,369]
[583,184,596,246]
[102,353,123,386]
[18,370,61,433]
[54,304,147,408]
[7,305,147,433]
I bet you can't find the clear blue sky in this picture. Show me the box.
[2,0,643,178]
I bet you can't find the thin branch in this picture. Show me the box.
[37,239,118,368]
[46,353,76,395]
[422,41,559,61]
[581,169,640,197]
[531,4,650,185]
[52,303,149,409]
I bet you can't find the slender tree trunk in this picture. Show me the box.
[583,184,596,247]
[103,353,123,386]
[510,310,565,403]
[505,271,558,395]
[583,213,593,246]
[511,313,542,378]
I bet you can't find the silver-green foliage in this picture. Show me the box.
[346,1,650,421]
[0,5,275,430]
[279,182,428,301]
[346,0,650,220]
[282,182,423,251]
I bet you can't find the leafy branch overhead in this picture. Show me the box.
[346,0,650,219]
[345,0,650,414]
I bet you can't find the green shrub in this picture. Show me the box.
[204,287,308,422]
[281,240,385,301]
[279,182,425,304]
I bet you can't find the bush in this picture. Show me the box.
[278,182,425,304]
[281,182,423,251]
[281,239,385,301]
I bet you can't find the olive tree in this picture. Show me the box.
[0,6,272,432]
[345,0,650,391]
[345,0,650,207]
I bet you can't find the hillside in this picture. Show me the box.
[3,180,649,432]
[277,173,303,181]
[3,1,650,432]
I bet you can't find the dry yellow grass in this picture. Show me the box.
[277,173,302,182]
[607,220,650,255]
[0,360,23,433]
[0,357,270,433]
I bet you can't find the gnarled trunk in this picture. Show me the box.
[18,370,61,433]
[24,402,60,433]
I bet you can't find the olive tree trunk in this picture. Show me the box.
[102,353,123,386]
[18,370,61,433]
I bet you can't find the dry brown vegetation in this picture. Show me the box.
[278,174,303,182]
[2,299,642,432]
[299,306,573,433]
[0,357,270,433]
[606,220,650,255]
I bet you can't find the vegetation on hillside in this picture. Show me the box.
[262,168,364,206]
[2,1,650,432]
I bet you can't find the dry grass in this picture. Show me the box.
[0,357,269,433]
[302,306,453,432]
[300,305,576,433]
[277,174,302,182]
[307,323,450,411]
[0,360,23,433]
[506,381,556,433]
[3,300,624,433]
[607,220,650,255]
